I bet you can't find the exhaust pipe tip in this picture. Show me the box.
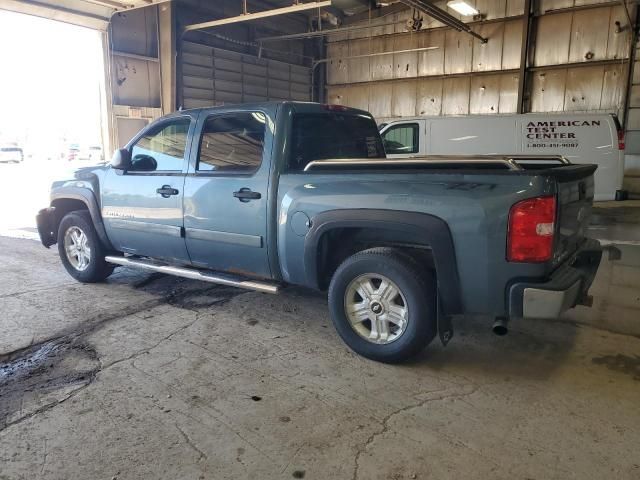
[492,318,508,336]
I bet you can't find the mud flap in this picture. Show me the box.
[437,295,454,346]
[36,207,56,248]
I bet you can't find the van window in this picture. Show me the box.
[289,113,385,171]
[382,123,419,155]
[197,112,266,173]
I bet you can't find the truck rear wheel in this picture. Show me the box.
[328,248,437,363]
[57,210,114,283]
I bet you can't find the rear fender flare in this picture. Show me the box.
[303,209,463,315]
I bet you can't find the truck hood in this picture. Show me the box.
[50,165,109,198]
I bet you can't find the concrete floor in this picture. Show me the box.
[1,206,640,479]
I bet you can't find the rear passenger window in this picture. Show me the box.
[382,123,419,155]
[197,112,266,173]
[130,119,190,172]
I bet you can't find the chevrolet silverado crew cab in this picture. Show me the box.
[37,102,602,363]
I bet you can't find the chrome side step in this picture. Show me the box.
[105,255,281,294]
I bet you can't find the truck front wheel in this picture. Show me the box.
[328,248,437,363]
[57,210,114,283]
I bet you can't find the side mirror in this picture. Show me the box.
[111,148,131,170]
[131,154,157,172]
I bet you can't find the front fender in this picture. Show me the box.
[43,186,113,250]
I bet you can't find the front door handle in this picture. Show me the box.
[156,185,179,198]
[233,188,261,202]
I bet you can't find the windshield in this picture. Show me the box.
[289,113,385,171]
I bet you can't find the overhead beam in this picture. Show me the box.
[83,0,135,8]
[400,0,487,43]
[0,0,110,30]
[342,1,406,25]
[251,0,312,27]
[184,1,331,33]
[176,3,307,39]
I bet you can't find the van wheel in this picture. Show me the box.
[57,210,114,283]
[328,248,437,363]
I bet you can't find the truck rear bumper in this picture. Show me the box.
[508,238,602,319]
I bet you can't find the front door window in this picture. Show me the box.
[130,119,190,172]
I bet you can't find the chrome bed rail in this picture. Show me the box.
[303,155,570,172]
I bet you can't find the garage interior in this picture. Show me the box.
[1,0,639,479]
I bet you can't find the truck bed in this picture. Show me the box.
[278,155,597,316]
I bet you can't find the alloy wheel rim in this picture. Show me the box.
[344,273,409,345]
[64,226,91,271]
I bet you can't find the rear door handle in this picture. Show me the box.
[233,188,261,202]
[156,185,179,198]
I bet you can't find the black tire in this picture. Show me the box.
[57,210,114,283]
[328,247,437,363]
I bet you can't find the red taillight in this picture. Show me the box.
[618,129,625,150]
[507,196,556,263]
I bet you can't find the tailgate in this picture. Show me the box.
[553,165,597,264]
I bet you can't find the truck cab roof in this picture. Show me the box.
[176,101,372,117]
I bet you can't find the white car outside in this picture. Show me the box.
[0,147,23,163]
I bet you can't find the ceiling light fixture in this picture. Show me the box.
[446,0,480,16]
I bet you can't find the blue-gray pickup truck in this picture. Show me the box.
[37,102,602,362]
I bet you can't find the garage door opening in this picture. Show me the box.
[0,10,108,239]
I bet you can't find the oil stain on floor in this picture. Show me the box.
[592,354,640,381]
[0,337,100,431]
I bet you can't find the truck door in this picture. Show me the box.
[380,120,426,158]
[182,110,272,278]
[101,115,195,262]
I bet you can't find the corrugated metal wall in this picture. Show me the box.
[181,41,312,109]
[326,0,634,123]
[528,3,630,115]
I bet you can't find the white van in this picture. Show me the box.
[378,114,625,202]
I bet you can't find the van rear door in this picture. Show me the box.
[426,116,518,155]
